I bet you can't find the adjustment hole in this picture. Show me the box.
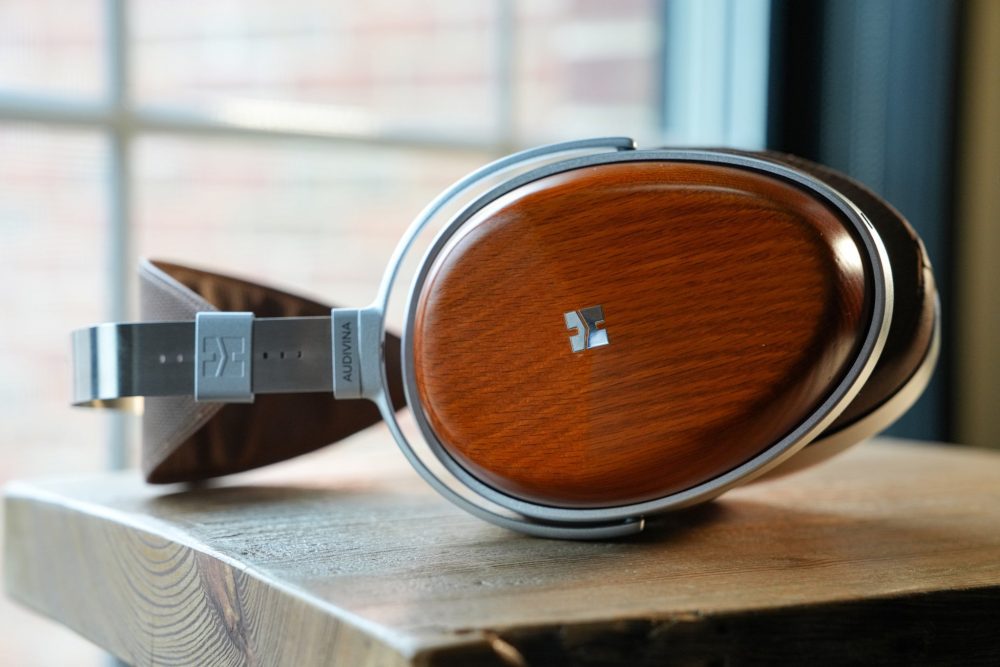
[296,350,302,359]
[279,351,285,360]
[158,354,166,364]
[262,352,269,360]
[176,354,184,363]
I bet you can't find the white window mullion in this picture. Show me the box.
[104,0,133,471]
[663,0,770,148]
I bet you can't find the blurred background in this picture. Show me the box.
[0,0,996,662]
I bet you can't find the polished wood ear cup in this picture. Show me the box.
[410,158,932,508]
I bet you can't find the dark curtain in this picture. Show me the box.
[767,0,963,441]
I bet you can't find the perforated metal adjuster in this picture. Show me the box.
[194,312,254,402]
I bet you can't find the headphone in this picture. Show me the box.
[72,138,939,539]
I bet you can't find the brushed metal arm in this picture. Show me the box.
[72,315,335,406]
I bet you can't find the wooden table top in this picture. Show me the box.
[5,428,1000,666]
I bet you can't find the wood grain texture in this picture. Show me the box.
[414,162,870,506]
[6,431,1000,666]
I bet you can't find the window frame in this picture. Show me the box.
[0,0,771,467]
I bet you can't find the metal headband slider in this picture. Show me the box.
[331,307,382,400]
[194,312,255,402]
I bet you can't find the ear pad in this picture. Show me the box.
[410,159,882,508]
[758,153,937,438]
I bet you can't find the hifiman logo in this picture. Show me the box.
[564,305,609,353]
[200,336,248,378]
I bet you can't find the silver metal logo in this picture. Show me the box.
[194,311,254,403]
[201,336,248,378]
[564,305,609,353]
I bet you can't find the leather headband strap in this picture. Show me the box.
[73,259,405,484]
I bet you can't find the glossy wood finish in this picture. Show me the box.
[7,434,1000,666]
[413,162,871,507]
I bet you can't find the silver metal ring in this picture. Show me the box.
[374,141,894,537]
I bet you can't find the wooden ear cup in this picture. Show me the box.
[411,160,877,508]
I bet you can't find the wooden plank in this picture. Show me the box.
[5,431,1000,666]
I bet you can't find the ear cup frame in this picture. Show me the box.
[370,139,895,538]
[754,305,939,481]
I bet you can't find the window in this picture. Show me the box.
[0,0,767,480]
[0,0,769,474]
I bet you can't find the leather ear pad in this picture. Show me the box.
[140,260,406,484]
[663,149,936,439]
[756,153,937,436]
